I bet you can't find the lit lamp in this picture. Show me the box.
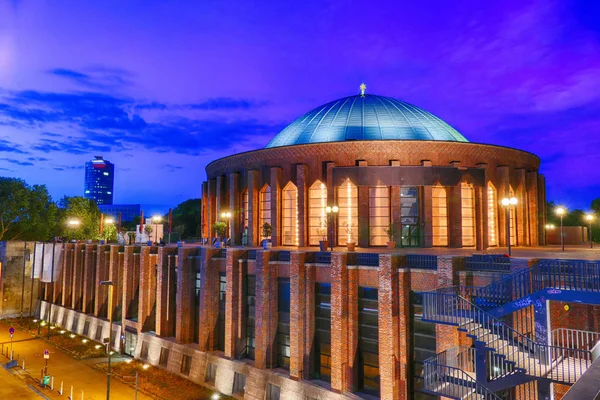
[555,207,567,252]
[325,205,339,251]
[544,224,555,246]
[501,197,518,256]
[585,214,594,249]
[220,211,232,245]
[67,219,80,242]
[152,215,162,244]
[105,218,115,225]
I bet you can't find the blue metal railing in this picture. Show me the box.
[421,288,593,384]
[247,250,257,260]
[465,254,511,272]
[406,254,438,270]
[315,252,331,264]
[356,253,379,267]
[278,251,291,262]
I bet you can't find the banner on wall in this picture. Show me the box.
[32,243,64,282]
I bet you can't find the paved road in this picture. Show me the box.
[0,364,43,399]
[0,320,152,400]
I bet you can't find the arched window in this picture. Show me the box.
[308,180,327,245]
[241,189,249,231]
[337,179,358,246]
[461,182,476,247]
[509,186,517,245]
[369,186,389,246]
[487,183,498,246]
[259,185,271,239]
[282,182,298,246]
[432,185,448,246]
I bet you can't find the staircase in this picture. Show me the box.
[419,259,600,398]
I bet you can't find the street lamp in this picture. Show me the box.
[544,224,555,246]
[325,205,339,251]
[585,214,594,249]
[220,211,232,244]
[67,219,80,242]
[105,218,115,225]
[99,280,114,400]
[501,197,518,256]
[152,216,162,244]
[555,207,567,252]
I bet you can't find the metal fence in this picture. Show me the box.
[406,254,438,270]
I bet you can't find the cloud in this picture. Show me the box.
[186,97,267,110]
[32,138,113,155]
[41,132,61,138]
[0,157,34,166]
[0,139,28,154]
[27,157,49,161]
[47,66,135,89]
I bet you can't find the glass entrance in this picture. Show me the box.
[400,187,420,247]
[124,330,138,356]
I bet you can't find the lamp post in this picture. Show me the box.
[99,280,114,400]
[325,205,339,251]
[220,212,232,244]
[555,207,566,252]
[152,216,162,244]
[544,224,555,247]
[104,218,114,243]
[501,197,518,256]
[585,214,594,249]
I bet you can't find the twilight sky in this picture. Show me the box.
[0,0,599,211]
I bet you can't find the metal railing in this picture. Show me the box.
[278,251,291,262]
[422,289,593,384]
[247,250,257,260]
[553,328,600,352]
[315,252,331,264]
[465,254,511,272]
[424,355,501,399]
[355,253,379,267]
[406,254,438,270]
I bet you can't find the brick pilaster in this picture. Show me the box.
[201,181,209,238]
[138,246,157,333]
[108,245,123,321]
[448,183,463,248]
[229,172,240,245]
[297,164,308,247]
[398,267,411,399]
[304,263,316,379]
[176,247,197,344]
[247,170,260,246]
[61,243,74,307]
[331,252,353,392]
[156,247,177,337]
[94,245,109,317]
[208,179,216,239]
[270,167,282,247]
[356,160,369,249]
[71,243,85,310]
[527,171,539,246]
[497,165,510,247]
[436,256,461,352]
[254,250,277,369]
[475,185,485,250]
[82,244,97,314]
[378,254,404,399]
[225,249,246,358]
[290,251,306,379]
[198,247,220,351]
[515,168,527,246]
[538,174,547,246]
[216,175,225,223]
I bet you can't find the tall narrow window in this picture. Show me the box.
[461,182,476,247]
[509,186,517,245]
[432,185,448,246]
[308,180,327,245]
[488,183,498,246]
[260,185,271,239]
[241,189,249,231]
[337,179,358,246]
[282,182,298,246]
[369,186,389,246]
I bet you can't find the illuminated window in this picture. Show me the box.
[432,185,448,246]
[461,183,476,247]
[337,179,358,246]
[488,183,498,246]
[308,180,327,245]
[241,189,249,231]
[369,186,389,246]
[282,182,298,246]
[260,185,271,239]
[509,186,517,245]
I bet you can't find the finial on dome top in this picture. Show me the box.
[359,82,366,97]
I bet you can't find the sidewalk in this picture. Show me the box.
[0,320,152,400]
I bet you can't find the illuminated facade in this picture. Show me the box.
[202,90,547,249]
[84,156,115,205]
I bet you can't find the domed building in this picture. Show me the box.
[202,86,547,249]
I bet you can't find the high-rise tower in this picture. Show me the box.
[84,156,114,205]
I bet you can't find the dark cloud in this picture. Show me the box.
[27,157,50,161]
[41,132,61,138]
[32,138,113,155]
[186,97,267,110]
[0,158,34,166]
[47,67,135,89]
[0,139,29,154]
[53,164,83,171]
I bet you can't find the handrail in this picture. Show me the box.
[552,328,600,352]
[423,356,502,399]
[423,289,593,383]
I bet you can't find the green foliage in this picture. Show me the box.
[0,177,58,240]
[166,199,200,239]
[144,225,153,236]
[261,222,272,239]
[57,196,102,240]
[385,223,397,241]
[100,222,117,242]
[213,221,227,238]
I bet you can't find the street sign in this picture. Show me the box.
[43,349,49,359]
[8,326,14,335]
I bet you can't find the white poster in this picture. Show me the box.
[41,243,54,282]
[32,242,44,279]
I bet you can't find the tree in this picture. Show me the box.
[57,196,102,240]
[167,199,200,239]
[100,222,117,242]
[0,177,58,240]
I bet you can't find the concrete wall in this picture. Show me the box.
[0,241,38,318]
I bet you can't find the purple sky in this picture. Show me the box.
[0,0,599,211]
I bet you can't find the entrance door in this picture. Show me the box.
[124,330,138,356]
[400,187,420,247]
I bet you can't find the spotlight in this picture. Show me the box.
[142,364,150,370]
